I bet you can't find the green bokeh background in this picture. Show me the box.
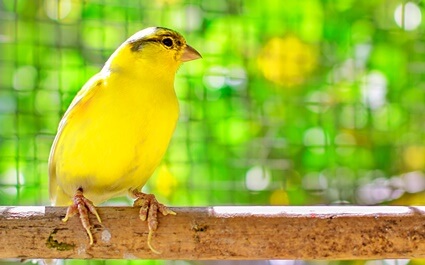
[1,0,425,264]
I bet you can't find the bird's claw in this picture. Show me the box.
[62,190,101,245]
[132,191,175,253]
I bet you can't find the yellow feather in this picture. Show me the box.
[49,27,200,206]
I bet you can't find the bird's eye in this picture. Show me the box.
[162,38,173,47]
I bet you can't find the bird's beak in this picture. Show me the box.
[181,44,202,62]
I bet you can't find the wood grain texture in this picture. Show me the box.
[1,206,425,260]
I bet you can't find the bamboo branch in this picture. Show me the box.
[1,206,425,260]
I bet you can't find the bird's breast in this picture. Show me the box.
[56,75,179,203]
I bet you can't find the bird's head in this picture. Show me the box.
[104,27,201,75]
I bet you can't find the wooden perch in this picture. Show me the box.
[1,206,425,260]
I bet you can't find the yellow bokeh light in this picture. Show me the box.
[257,35,318,87]
[403,146,425,170]
[269,189,289,205]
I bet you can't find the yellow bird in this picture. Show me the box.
[48,27,201,251]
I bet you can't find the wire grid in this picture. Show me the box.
[1,0,425,263]
[1,0,425,205]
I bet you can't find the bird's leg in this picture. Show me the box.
[131,190,176,253]
[62,189,101,245]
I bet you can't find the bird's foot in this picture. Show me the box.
[62,189,101,245]
[132,191,176,254]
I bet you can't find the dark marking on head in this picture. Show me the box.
[128,27,186,53]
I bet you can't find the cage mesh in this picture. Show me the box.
[1,0,425,264]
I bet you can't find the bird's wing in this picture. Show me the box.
[48,73,105,204]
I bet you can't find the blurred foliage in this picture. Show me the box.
[1,0,425,264]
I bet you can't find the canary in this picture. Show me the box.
[48,27,201,252]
